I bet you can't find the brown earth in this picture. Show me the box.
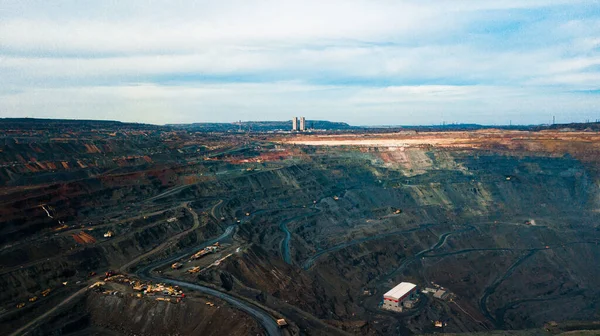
[1,124,599,335]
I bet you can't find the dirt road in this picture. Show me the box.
[157,278,282,336]
[119,201,200,273]
[9,286,88,336]
[133,221,284,336]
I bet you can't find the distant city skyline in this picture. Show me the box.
[1,1,599,125]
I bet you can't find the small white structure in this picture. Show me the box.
[382,282,418,312]
[433,289,448,300]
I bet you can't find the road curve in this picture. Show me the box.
[134,222,282,336]
[303,223,456,270]
[493,290,584,329]
[417,239,599,326]
[381,228,471,282]
[279,208,321,264]
[119,202,198,273]
[154,278,281,336]
[478,250,536,327]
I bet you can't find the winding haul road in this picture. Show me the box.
[134,223,283,336]
[8,286,89,336]
[302,223,439,270]
[10,200,283,336]
[12,178,598,336]
[278,208,321,264]
[156,279,281,336]
[493,289,585,329]
[296,212,600,328]
[119,202,198,273]
[420,240,599,327]
[373,225,476,285]
[477,250,537,326]
[8,201,201,336]
[133,205,283,336]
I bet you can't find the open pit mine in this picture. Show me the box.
[1,119,599,336]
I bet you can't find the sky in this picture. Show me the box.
[1,0,599,126]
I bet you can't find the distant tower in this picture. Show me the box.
[300,117,306,131]
[292,117,299,131]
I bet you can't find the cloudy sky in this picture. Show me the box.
[1,0,599,125]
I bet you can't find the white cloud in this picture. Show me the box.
[0,2,438,54]
[0,0,599,124]
[2,82,599,125]
[2,1,587,54]
[2,43,598,91]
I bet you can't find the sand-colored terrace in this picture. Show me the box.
[280,130,600,150]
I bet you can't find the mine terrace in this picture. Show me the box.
[1,119,599,336]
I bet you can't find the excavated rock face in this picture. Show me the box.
[84,293,261,336]
[2,125,600,335]
[0,214,213,304]
[25,292,262,336]
[194,149,600,334]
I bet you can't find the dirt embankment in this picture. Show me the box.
[281,131,600,163]
[189,150,600,334]
[3,126,600,336]
[85,292,262,335]
[26,290,262,336]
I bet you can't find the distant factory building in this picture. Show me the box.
[382,282,418,312]
[292,116,307,132]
